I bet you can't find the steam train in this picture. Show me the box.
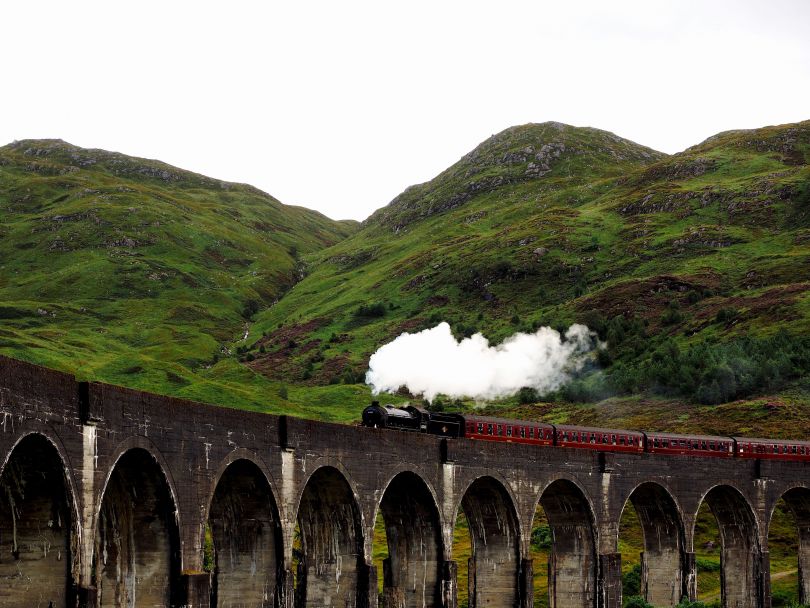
[361,401,810,461]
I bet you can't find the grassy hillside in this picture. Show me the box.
[0,139,360,418]
[235,120,810,429]
[2,125,809,604]
[1,122,810,429]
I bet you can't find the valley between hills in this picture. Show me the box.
[0,121,809,438]
[2,121,810,605]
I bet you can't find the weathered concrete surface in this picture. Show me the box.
[1,355,810,608]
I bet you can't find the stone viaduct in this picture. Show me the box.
[1,355,809,608]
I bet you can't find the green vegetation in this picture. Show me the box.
[2,123,809,606]
[2,122,810,433]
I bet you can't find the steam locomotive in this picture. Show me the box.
[361,401,810,461]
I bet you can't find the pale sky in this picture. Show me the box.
[2,1,808,221]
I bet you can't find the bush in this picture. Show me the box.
[695,557,720,573]
[278,385,288,400]
[354,302,386,318]
[623,596,652,608]
[242,299,260,319]
[530,525,551,550]
[661,301,683,325]
[622,564,642,598]
[676,600,722,608]
[715,307,738,324]
[517,387,539,404]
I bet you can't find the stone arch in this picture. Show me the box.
[376,470,443,608]
[694,484,760,608]
[295,466,364,608]
[619,482,686,607]
[769,486,810,603]
[94,446,182,607]
[456,475,521,608]
[0,432,77,606]
[207,457,283,608]
[534,477,597,608]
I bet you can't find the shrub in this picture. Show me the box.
[715,307,738,324]
[278,385,288,400]
[661,301,683,325]
[623,596,652,608]
[354,302,386,318]
[530,525,551,550]
[517,387,539,404]
[622,564,642,598]
[242,299,260,319]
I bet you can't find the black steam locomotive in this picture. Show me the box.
[361,401,810,461]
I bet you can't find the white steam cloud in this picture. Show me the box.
[366,322,600,402]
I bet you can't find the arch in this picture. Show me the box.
[534,477,597,608]
[208,457,283,608]
[376,470,443,608]
[94,447,182,607]
[769,486,810,603]
[0,433,76,606]
[619,482,686,607]
[294,466,364,608]
[455,475,521,608]
[693,485,760,608]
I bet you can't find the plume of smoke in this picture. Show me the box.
[366,321,600,402]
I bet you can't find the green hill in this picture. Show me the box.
[1,122,810,430]
[240,120,810,432]
[0,139,358,417]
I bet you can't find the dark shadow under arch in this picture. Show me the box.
[0,433,75,606]
[537,479,596,608]
[622,482,686,607]
[295,466,363,608]
[94,447,181,607]
[698,485,760,608]
[773,487,810,603]
[459,476,521,608]
[378,471,442,608]
[209,458,283,608]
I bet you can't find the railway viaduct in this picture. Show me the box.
[1,355,809,608]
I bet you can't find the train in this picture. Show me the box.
[361,401,810,462]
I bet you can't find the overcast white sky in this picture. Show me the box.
[2,1,808,221]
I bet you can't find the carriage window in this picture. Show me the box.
[507,427,512,437]
[521,427,526,438]
[709,442,715,450]
[478,423,484,433]
[702,441,707,450]
[612,434,617,445]
[498,425,504,436]
[487,424,493,435]
[653,438,659,448]
[529,427,534,438]
[619,436,626,445]
[793,446,797,454]
[562,432,568,441]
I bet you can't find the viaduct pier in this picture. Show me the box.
[1,355,809,608]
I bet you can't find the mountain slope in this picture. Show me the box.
[0,139,358,412]
[243,120,810,414]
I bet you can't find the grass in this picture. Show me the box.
[4,124,808,604]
